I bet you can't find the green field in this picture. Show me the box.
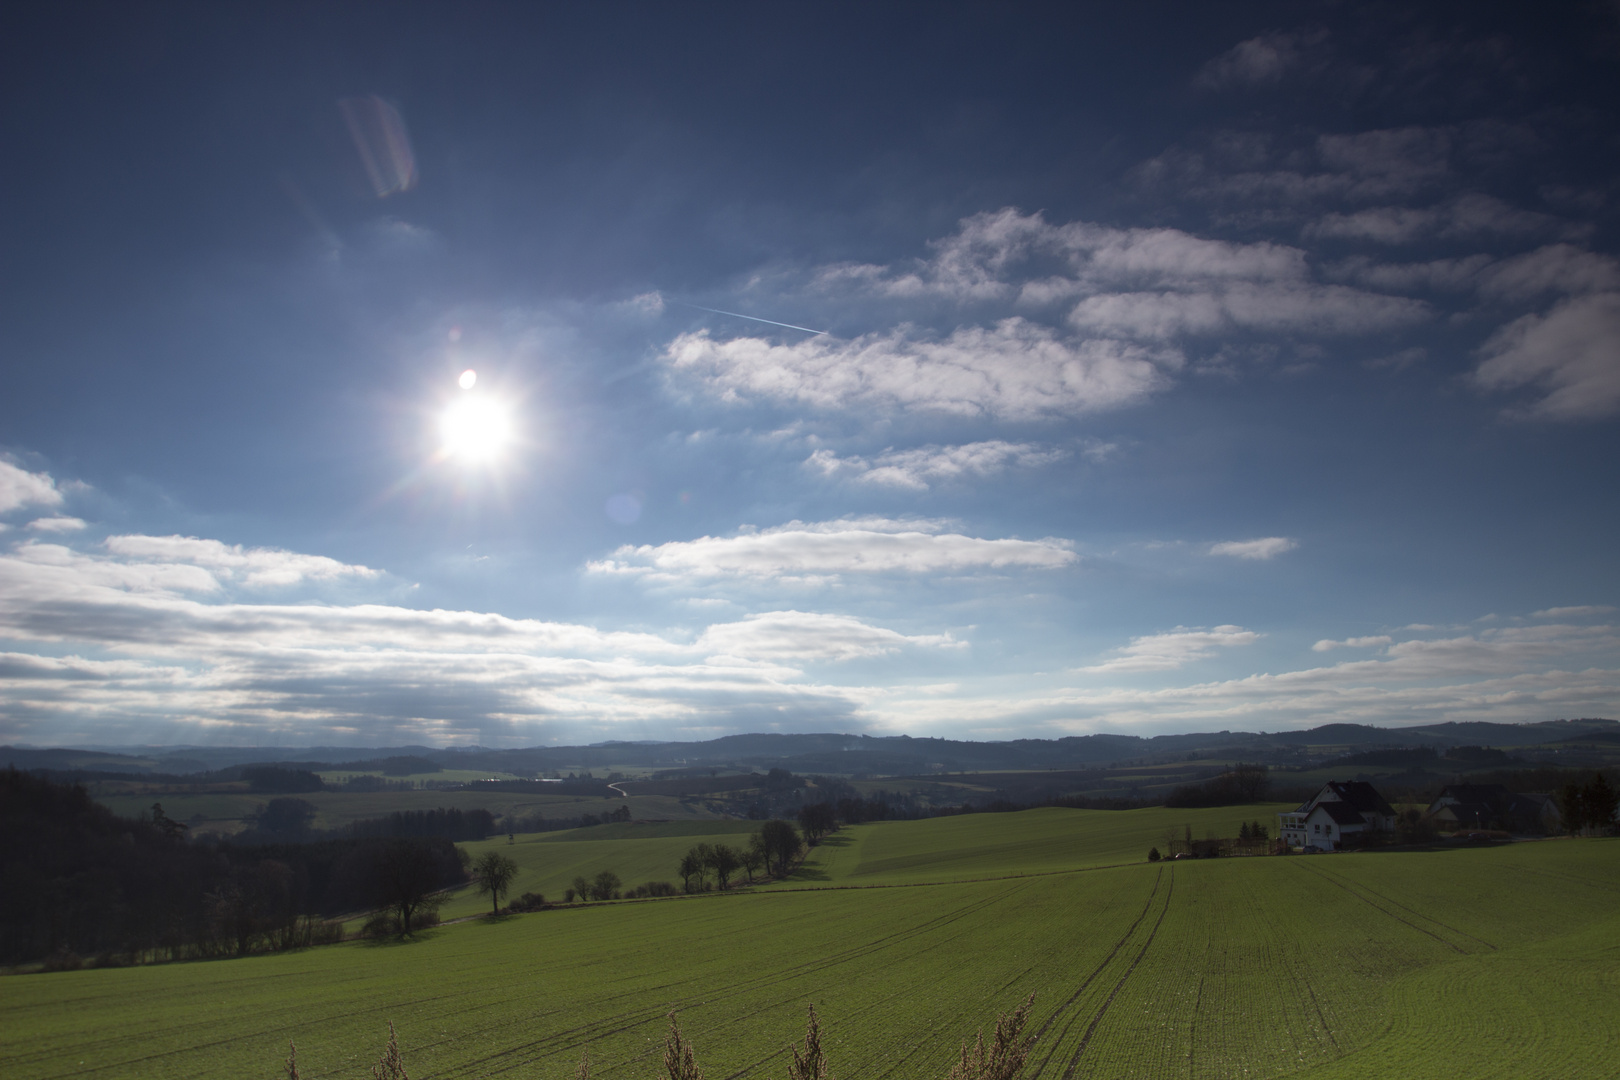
[2,808,1616,1079]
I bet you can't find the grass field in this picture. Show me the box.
[2,809,1616,1079]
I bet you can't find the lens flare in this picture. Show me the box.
[441,395,512,463]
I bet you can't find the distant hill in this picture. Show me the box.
[4,717,1615,779]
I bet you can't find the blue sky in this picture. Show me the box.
[2,2,1618,747]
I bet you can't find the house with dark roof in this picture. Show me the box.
[1279,780,1396,851]
[1426,784,1560,834]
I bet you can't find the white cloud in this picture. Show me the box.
[619,290,665,315]
[103,535,381,588]
[676,208,1430,419]
[805,441,1067,490]
[1478,245,1620,301]
[1195,31,1320,89]
[694,610,960,662]
[587,517,1077,584]
[1066,280,1423,339]
[1082,625,1262,673]
[1312,635,1394,652]
[665,319,1179,420]
[844,209,1310,303]
[1473,292,1620,419]
[26,516,87,533]
[5,530,1619,743]
[0,536,921,743]
[1209,537,1298,560]
[0,461,64,515]
[1533,605,1616,619]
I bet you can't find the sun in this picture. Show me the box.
[440,387,514,464]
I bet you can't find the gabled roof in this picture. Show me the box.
[1310,801,1370,826]
[1324,780,1395,816]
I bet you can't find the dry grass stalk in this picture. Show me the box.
[663,1011,704,1080]
[372,1020,411,1080]
[577,1046,591,1080]
[945,995,1035,1080]
[787,1004,833,1080]
[285,1039,300,1080]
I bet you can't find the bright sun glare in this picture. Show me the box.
[441,385,513,464]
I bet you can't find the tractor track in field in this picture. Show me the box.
[1059,867,1174,1080]
[456,885,1036,1079]
[1025,867,1165,1080]
[1290,862,1468,955]
[1309,867,1497,951]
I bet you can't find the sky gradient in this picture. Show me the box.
[2,2,1618,747]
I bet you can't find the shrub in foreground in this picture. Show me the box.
[283,995,1036,1080]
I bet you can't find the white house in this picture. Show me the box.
[1279,780,1397,851]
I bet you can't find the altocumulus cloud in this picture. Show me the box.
[587,517,1077,584]
[1081,625,1263,673]
[804,441,1067,490]
[666,208,1430,421]
[665,320,1178,420]
[1209,537,1298,560]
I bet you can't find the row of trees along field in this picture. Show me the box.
[676,819,805,892]
[542,819,812,906]
[0,769,471,967]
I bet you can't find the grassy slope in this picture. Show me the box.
[781,804,1293,887]
[2,810,1616,1080]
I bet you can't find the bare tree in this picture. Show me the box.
[472,851,519,915]
[591,870,621,901]
[709,844,740,890]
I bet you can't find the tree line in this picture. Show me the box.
[1560,772,1619,835]
[0,769,468,968]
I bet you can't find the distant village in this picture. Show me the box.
[1275,777,1614,853]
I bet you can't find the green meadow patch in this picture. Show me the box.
[2,811,1615,1079]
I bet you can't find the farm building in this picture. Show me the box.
[1279,780,1397,851]
[1425,783,1560,834]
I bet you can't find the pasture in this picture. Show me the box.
[2,810,1616,1079]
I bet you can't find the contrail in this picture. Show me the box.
[679,303,827,335]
